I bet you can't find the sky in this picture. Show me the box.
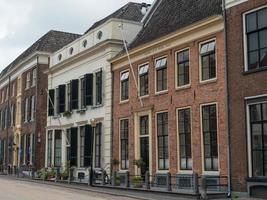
[0,0,153,71]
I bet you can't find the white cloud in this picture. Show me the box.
[0,0,153,70]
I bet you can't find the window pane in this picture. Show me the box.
[252,124,262,149]
[248,51,259,70]
[212,158,218,171]
[202,55,209,80]
[259,30,267,49]
[253,151,264,176]
[258,8,267,29]
[250,104,262,121]
[246,12,257,32]
[210,53,216,78]
[263,103,267,120]
[248,33,259,51]
[260,48,267,67]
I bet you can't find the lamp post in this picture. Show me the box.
[89,118,97,186]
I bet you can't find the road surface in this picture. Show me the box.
[0,177,137,200]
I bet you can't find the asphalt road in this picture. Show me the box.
[0,178,137,200]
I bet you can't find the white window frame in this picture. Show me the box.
[243,5,267,71]
[154,56,168,95]
[120,69,130,103]
[175,48,191,90]
[32,68,37,87]
[199,38,217,84]
[26,72,31,89]
[138,63,149,98]
[31,96,35,121]
[119,118,130,171]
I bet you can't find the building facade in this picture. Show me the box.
[46,3,148,181]
[111,0,229,186]
[0,30,80,171]
[225,0,267,197]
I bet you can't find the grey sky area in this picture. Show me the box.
[0,0,153,71]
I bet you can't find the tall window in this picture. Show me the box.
[95,71,102,105]
[120,71,129,101]
[26,72,31,89]
[80,126,85,167]
[12,83,15,97]
[32,68,37,87]
[155,57,167,92]
[178,108,192,170]
[66,83,71,111]
[59,85,66,113]
[200,41,216,81]
[70,128,78,167]
[48,89,55,116]
[139,64,149,96]
[5,87,8,101]
[80,78,86,109]
[54,130,62,167]
[249,102,267,177]
[20,135,25,165]
[47,131,53,167]
[120,119,129,169]
[202,104,218,171]
[31,96,35,120]
[157,112,169,170]
[95,123,102,168]
[71,79,79,110]
[245,7,267,70]
[177,49,190,87]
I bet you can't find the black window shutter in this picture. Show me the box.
[85,74,93,106]
[59,85,66,113]
[84,125,93,167]
[71,80,79,110]
[70,127,78,167]
[96,71,102,105]
[48,89,55,116]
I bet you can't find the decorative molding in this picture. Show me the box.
[225,0,248,9]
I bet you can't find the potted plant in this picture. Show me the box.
[132,159,146,188]
[60,161,70,180]
[63,110,72,117]
[115,176,121,186]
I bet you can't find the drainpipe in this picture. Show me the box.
[222,0,232,198]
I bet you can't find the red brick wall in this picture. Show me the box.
[226,0,267,192]
[112,31,228,177]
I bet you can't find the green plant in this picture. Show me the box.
[63,111,72,117]
[37,168,48,179]
[115,176,121,186]
[133,159,145,169]
[112,159,120,166]
[132,176,143,188]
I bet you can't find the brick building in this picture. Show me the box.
[225,0,267,197]
[0,30,80,171]
[111,0,229,188]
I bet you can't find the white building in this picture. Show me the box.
[45,2,150,181]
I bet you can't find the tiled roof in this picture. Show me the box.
[129,0,223,49]
[84,2,147,34]
[1,30,81,77]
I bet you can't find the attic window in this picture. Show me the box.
[97,31,103,40]
[83,40,87,48]
[58,54,62,61]
[69,47,74,55]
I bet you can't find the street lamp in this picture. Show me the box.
[89,118,97,186]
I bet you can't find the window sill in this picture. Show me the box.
[138,95,149,99]
[243,66,267,75]
[176,84,191,91]
[92,104,103,109]
[52,115,61,119]
[247,177,267,182]
[77,108,87,113]
[119,100,129,105]
[199,78,217,85]
[177,170,193,174]
[155,90,168,96]
[202,171,220,176]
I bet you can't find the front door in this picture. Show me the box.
[139,115,150,176]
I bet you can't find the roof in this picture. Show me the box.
[129,0,223,49]
[84,2,148,34]
[1,30,81,78]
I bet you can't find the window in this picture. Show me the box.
[71,80,79,110]
[70,127,78,167]
[54,130,62,167]
[20,135,25,165]
[95,71,102,105]
[24,98,28,122]
[26,72,31,89]
[120,119,129,169]
[178,108,192,170]
[66,83,71,111]
[249,102,267,177]
[139,64,149,96]
[157,112,169,170]
[48,89,55,116]
[55,88,59,115]
[58,85,66,113]
[200,41,216,81]
[31,96,35,121]
[202,104,218,171]
[47,130,53,167]
[32,68,37,87]
[95,123,102,168]
[25,134,31,164]
[155,57,168,92]
[80,78,86,109]
[80,126,85,167]
[12,83,15,97]
[5,87,8,101]
[120,71,129,101]
[177,49,190,87]
[27,97,32,122]
[85,74,93,106]
[84,125,92,167]
[245,7,267,70]
[1,91,4,103]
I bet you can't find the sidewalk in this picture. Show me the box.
[0,175,263,200]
